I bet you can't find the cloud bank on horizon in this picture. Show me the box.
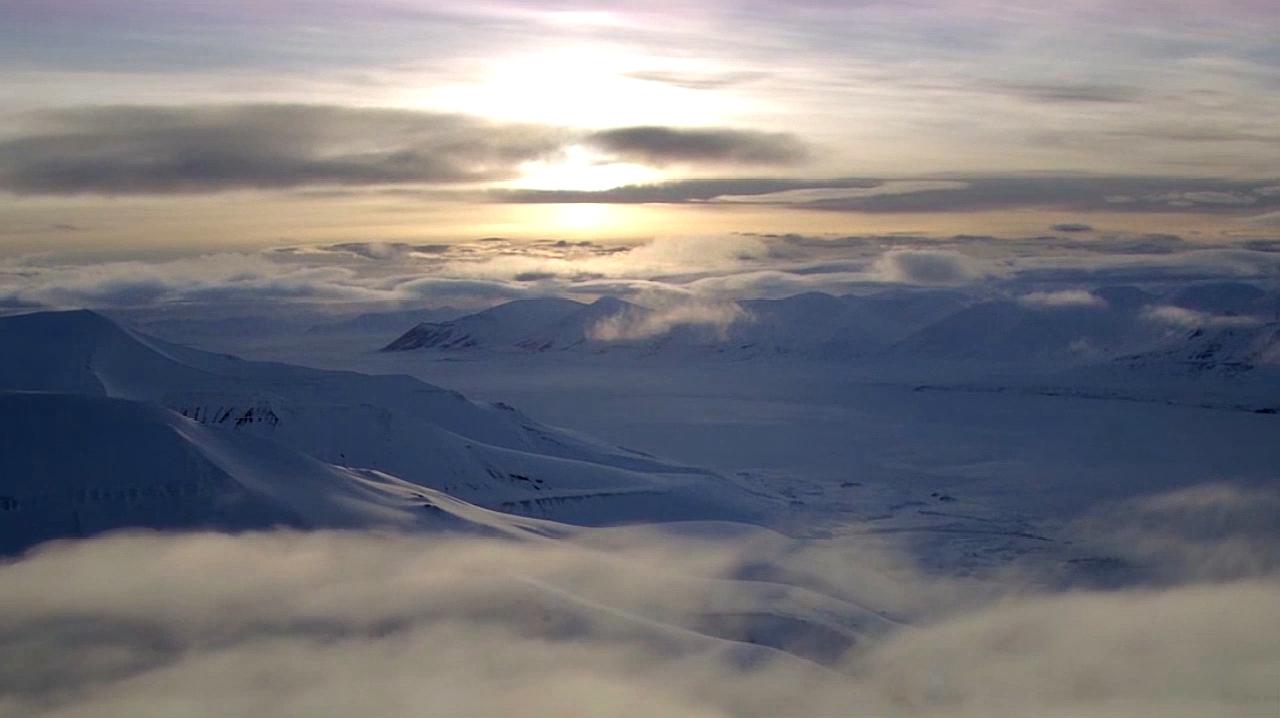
[4,230,1279,313]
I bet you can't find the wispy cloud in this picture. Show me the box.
[1018,289,1109,309]
[1141,304,1263,328]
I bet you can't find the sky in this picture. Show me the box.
[1,0,1278,307]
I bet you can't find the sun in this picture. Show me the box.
[407,44,743,129]
[509,144,661,192]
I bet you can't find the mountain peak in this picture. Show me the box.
[589,295,630,310]
[2,307,117,331]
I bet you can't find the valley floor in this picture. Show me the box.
[174,333,1280,579]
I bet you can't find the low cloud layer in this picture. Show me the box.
[1073,484,1280,583]
[3,231,1280,316]
[0,517,1276,718]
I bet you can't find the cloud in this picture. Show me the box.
[396,276,540,303]
[320,242,422,261]
[996,82,1144,104]
[1018,289,1108,309]
[872,249,986,285]
[0,251,545,311]
[1243,211,1280,227]
[492,179,916,205]
[1141,304,1263,328]
[588,299,749,342]
[4,0,1279,186]
[0,528,1276,718]
[0,105,568,195]
[683,270,861,299]
[862,579,1280,717]
[1072,485,1280,582]
[0,106,817,195]
[1008,248,1280,284]
[5,234,1277,314]
[625,70,768,90]
[1051,223,1094,233]
[586,126,808,166]
[0,253,387,308]
[494,176,1280,215]
[714,181,970,205]
[1146,190,1258,207]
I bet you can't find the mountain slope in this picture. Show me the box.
[306,306,463,336]
[889,292,1169,365]
[382,298,589,351]
[0,392,566,553]
[1167,281,1272,317]
[382,297,659,353]
[0,310,770,525]
[1116,321,1280,374]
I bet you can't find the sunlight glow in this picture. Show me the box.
[407,45,749,128]
[552,203,612,232]
[510,145,662,192]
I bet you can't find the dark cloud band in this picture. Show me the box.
[0,105,807,196]
[0,104,569,194]
[587,126,808,166]
[495,176,1280,215]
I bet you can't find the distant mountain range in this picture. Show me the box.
[381,282,1280,372]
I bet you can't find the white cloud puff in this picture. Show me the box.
[1141,304,1262,328]
[872,249,987,285]
[588,300,749,342]
[1018,289,1108,309]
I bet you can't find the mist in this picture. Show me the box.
[2,507,1277,718]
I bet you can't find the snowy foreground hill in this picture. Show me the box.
[0,310,899,675]
[0,309,769,552]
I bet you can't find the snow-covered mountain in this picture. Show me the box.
[886,286,1167,364]
[1167,281,1277,318]
[719,290,973,358]
[305,306,463,336]
[1116,321,1280,374]
[0,310,768,539]
[378,283,1280,373]
[382,297,647,352]
[0,392,567,553]
[382,290,973,359]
